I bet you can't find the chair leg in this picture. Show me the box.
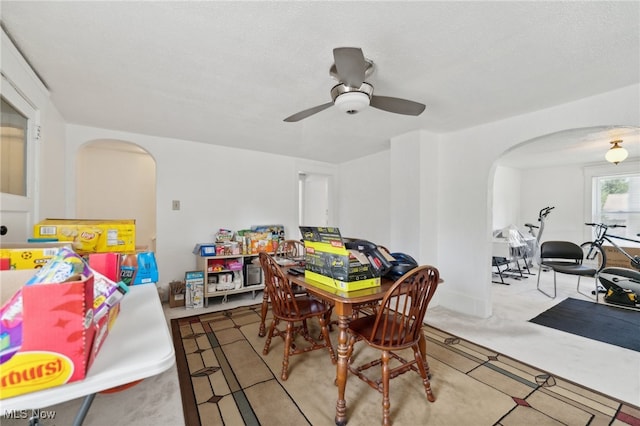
[381,350,391,426]
[576,274,598,301]
[259,291,269,337]
[281,321,294,381]
[536,265,556,298]
[319,315,337,364]
[413,343,436,403]
[263,318,277,355]
[492,257,508,285]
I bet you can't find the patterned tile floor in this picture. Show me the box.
[173,305,640,425]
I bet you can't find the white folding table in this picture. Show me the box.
[0,284,175,425]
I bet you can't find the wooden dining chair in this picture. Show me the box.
[258,239,307,337]
[346,265,440,426]
[274,239,305,261]
[258,252,337,380]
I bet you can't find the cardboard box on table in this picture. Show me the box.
[0,257,121,399]
[0,242,73,270]
[32,219,136,255]
[300,226,380,291]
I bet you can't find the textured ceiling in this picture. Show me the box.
[1,1,639,166]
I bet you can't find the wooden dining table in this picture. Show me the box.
[286,272,430,426]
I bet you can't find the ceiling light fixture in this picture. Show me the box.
[334,92,370,114]
[605,139,628,165]
[331,82,373,115]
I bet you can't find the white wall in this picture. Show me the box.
[519,164,585,243]
[76,142,157,250]
[337,151,391,247]
[39,103,68,219]
[389,133,422,256]
[492,166,522,231]
[65,125,337,296]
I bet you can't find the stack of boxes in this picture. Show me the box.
[2,219,158,286]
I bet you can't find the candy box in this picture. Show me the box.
[0,243,73,270]
[0,274,96,399]
[0,248,123,399]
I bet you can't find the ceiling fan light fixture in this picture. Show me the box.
[605,139,628,165]
[334,91,370,114]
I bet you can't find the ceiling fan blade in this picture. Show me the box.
[370,95,426,116]
[283,102,334,122]
[333,47,366,87]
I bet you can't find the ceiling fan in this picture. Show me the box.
[283,47,426,122]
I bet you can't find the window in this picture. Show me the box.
[0,96,28,196]
[592,173,640,240]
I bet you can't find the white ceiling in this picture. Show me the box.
[1,1,639,166]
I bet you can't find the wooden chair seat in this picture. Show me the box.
[276,294,329,319]
[348,315,410,348]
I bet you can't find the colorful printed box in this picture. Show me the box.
[0,249,123,399]
[300,226,380,291]
[33,219,136,254]
[0,243,73,270]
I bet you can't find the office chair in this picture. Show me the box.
[536,241,598,300]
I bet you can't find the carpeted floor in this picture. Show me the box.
[529,297,640,352]
[171,304,640,426]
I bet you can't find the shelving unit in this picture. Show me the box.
[194,253,265,306]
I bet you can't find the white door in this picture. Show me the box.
[299,172,329,227]
[0,76,38,243]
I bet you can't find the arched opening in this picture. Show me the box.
[76,139,157,251]
[491,125,639,258]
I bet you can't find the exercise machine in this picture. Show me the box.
[524,206,555,267]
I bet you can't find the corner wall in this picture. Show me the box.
[336,151,391,246]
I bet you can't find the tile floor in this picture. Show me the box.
[3,267,638,425]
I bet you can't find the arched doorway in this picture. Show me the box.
[76,140,157,251]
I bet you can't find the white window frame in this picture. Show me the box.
[583,160,640,243]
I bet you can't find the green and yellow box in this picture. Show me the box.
[33,219,136,254]
[300,226,380,291]
[0,242,73,270]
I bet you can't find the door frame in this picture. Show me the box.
[0,74,40,242]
